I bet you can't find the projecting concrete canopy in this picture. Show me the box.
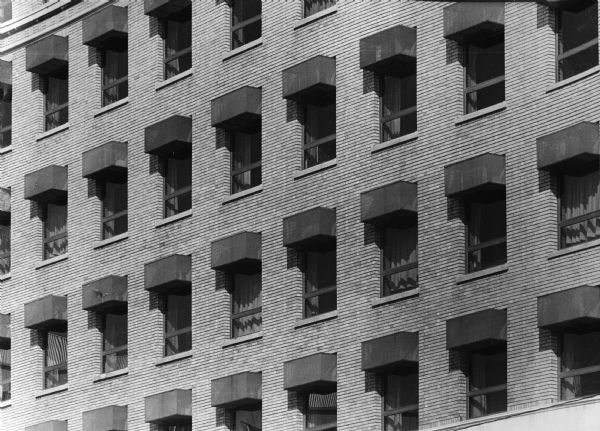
[24,165,68,203]
[0,187,10,220]
[282,55,336,105]
[211,371,262,409]
[444,153,505,200]
[24,295,67,331]
[0,59,11,87]
[144,0,190,19]
[538,285,600,332]
[82,5,128,49]
[536,122,600,174]
[361,331,418,373]
[144,115,192,158]
[0,313,9,349]
[25,35,68,76]
[211,86,261,132]
[443,3,504,44]
[360,181,417,227]
[25,421,68,431]
[145,389,192,425]
[541,0,594,11]
[82,141,128,183]
[359,25,416,73]
[283,207,336,251]
[284,353,337,393]
[446,308,506,352]
[211,231,261,274]
[144,254,191,294]
[82,275,128,313]
[83,405,128,431]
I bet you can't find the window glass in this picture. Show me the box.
[231,130,262,194]
[231,0,261,49]
[231,273,262,338]
[153,425,192,431]
[304,0,336,17]
[234,409,262,431]
[44,331,68,389]
[381,68,417,141]
[560,170,600,248]
[306,392,336,429]
[0,84,11,148]
[467,198,507,272]
[0,221,9,275]
[383,372,418,431]
[165,293,192,356]
[304,249,336,317]
[465,37,505,113]
[103,313,127,373]
[44,202,67,260]
[382,225,418,296]
[165,156,192,218]
[558,3,598,80]
[102,49,128,106]
[561,330,600,399]
[304,102,336,169]
[103,181,127,239]
[45,74,68,131]
[0,345,9,401]
[468,350,507,418]
[164,10,192,79]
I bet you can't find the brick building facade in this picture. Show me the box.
[1,1,600,430]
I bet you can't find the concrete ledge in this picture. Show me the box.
[0,146,12,155]
[222,38,263,61]
[36,123,69,141]
[222,185,263,204]
[293,158,337,180]
[294,6,337,29]
[93,367,128,383]
[93,233,128,249]
[0,399,11,408]
[454,102,506,125]
[295,310,338,329]
[94,97,128,117]
[155,350,192,366]
[371,288,419,307]
[549,238,600,259]
[371,132,418,153]
[222,331,263,348]
[155,69,192,91]
[547,65,600,93]
[0,272,11,281]
[455,263,508,284]
[154,209,192,228]
[35,383,68,398]
[35,253,68,270]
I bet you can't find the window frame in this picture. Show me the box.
[230,130,262,195]
[0,345,10,401]
[162,8,192,80]
[42,330,68,390]
[101,48,128,107]
[0,85,12,148]
[303,102,336,169]
[230,272,262,339]
[464,197,507,273]
[558,330,600,400]
[379,225,419,297]
[303,0,336,18]
[101,312,128,374]
[0,220,10,275]
[163,155,192,218]
[378,71,417,143]
[381,372,419,431]
[463,37,505,114]
[230,0,262,50]
[465,350,507,419]
[163,293,192,357]
[302,249,337,318]
[42,202,68,261]
[304,391,337,431]
[44,73,68,131]
[100,180,128,240]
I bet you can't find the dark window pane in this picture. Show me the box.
[234,409,262,431]
[467,198,507,272]
[0,223,10,275]
[381,71,417,141]
[165,156,192,217]
[465,38,505,113]
[558,3,598,80]
[384,372,418,410]
[304,0,336,17]
[384,411,418,431]
[468,350,506,418]
[103,181,127,239]
[0,347,10,401]
[164,12,192,79]
[103,313,127,373]
[231,0,261,49]
[45,74,68,131]
[231,273,262,338]
[469,389,507,419]
[44,331,68,389]
[306,392,336,429]
[304,250,336,317]
[44,203,67,259]
[231,130,262,194]
[561,331,600,372]
[304,102,336,169]
[382,226,418,296]
[0,88,11,148]
[560,170,600,248]
[154,425,192,431]
[165,293,191,356]
[102,49,128,106]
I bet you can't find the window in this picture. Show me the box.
[467,349,507,418]
[383,372,418,431]
[164,293,191,356]
[0,340,9,401]
[163,7,192,79]
[0,212,9,275]
[164,156,192,218]
[559,170,600,248]
[0,80,11,148]
[231,0,261,50]
[305,391,336,431]
[464,35,505,113]
[380,66,416,142]
[44,70,68,131]
[43,330,67,389]
[466,196,506,272]
[102,312,127,373]
[101,181,127,239]
[43,202,67,260]
[233,409,262,431]
[381,225,418,296]
[231,273,262,338]
[101,48,128,106]
[560,330,600,399]
[0,1,11,23]
[304,102,335,169]
[152,425,192,431]
[556,1,598,81]
[304,0,336,17]
[304,249,336,318]
[231,130,261,194]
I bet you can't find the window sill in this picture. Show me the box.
[0,272,10,281]
[222,331,263,348]
[371,132,419,153]
[549,238,600,259]
[35,384,68,398]
[155,209,192,228]
[222,185,263,204]
[454,102,507,126]
[547,65,600,93]
[94,97,128,117]
[455,263,508,284]
[294,6,337,30]
[93,232,128,249]
[36,123,69,141]
[293,159,337,180]
[0,400,11,408]
[155,350,192,366]
[295,310,338,329]
[35,253,68,269]
[371,288,419,307]
[155,69,193,91]
[93,367,128,382]
[222,38,263,61]
[0,146,12,155]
